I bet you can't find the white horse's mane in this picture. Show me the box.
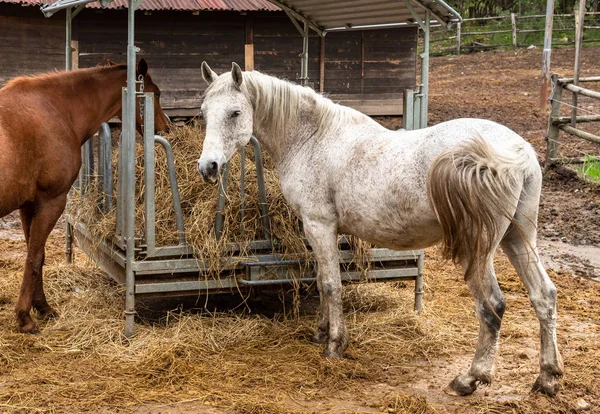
[205,70,374,139]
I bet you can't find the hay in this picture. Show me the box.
[0,231,599,413]
[69,122,370,278]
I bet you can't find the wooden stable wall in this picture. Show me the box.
[0,5,417,116]
[0,4,64,86]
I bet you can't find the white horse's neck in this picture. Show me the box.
[243,72,380,166]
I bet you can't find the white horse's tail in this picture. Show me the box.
[427,135,534,279]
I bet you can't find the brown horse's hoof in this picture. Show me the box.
[445,375,478,396]
[38,307,59,320]
[19,321,40,334]
[532,375,560,397]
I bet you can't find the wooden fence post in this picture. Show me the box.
[571,1,586,125]
[511,13,517,47]
[456,22,461,55]
[545,75,563,171]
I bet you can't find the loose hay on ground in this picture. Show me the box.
[1,233,598,413]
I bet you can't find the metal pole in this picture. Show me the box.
[301,22,309,87]
[240,146,246,231]
[414,251,424,312]
[214,162,230,241]
[420,11,430,128]
[98,122,113,213]
[571,0,586,126]
[124,0,138,339]
[65,7,74,264]
[251,137,271,240]
[540,0,555,107]
[154,135,186,245]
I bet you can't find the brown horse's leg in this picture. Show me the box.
[19,205,57,320]
[15,194,66,333]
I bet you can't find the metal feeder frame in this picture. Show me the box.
[40,0,443,337]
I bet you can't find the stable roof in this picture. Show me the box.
[267,0,461,34]
[1,0,279,11]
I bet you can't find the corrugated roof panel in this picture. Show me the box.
[273,0,461,29]
[2,0,280,11]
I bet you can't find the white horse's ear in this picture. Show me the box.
[201,61,218,85]
[231,62,243,88]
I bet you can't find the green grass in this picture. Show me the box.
[582,155,600,183]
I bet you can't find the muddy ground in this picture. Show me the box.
[1,47,599,413]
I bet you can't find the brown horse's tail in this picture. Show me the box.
[427,135,535,279]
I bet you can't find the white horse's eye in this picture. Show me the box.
[231,110,241,118]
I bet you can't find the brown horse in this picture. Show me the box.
[0,59,169,333]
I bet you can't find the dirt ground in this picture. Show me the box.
[1,47,599,413]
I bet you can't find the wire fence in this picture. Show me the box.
[429,12,600,55]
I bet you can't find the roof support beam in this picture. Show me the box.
[402,0,427,31]
[284,9,305,36]
[267,0,325,36]
[407,0,450,28]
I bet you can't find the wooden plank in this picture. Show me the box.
[245,44,255,71]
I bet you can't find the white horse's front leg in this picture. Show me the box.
[303,218,348,357]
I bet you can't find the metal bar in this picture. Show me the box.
[420,11,430,128]
[406,0,448,30]
[403,0,426,31]
[559,125,600,144]
[144,95,156,255]
[414,250,424,312]
[433,0,462,23]
[540,0,554,107]
[284,9,304,36]
[116,92,127,238]
[124,0,138,339]
[65,7,74,264]
[545,75,562,170]
[154,135,186,245]
[240,146,246,230]
[98,122,113,213]
[237,277,316,287]
[214,162,230,241]
[265,0,324,36]
[251,137,271,239]
[300,21,309,86]
[41,0,96,17]
[403,89,415,130]
[71,3,86,19]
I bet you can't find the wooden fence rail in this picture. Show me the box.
[545,76,600,169]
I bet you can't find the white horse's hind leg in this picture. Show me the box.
[500,174,563,396]
[302,218,348,357]
[447,255,506,396]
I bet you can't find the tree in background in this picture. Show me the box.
[452,0,596,18]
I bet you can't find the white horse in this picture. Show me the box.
[196,62,563,397]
